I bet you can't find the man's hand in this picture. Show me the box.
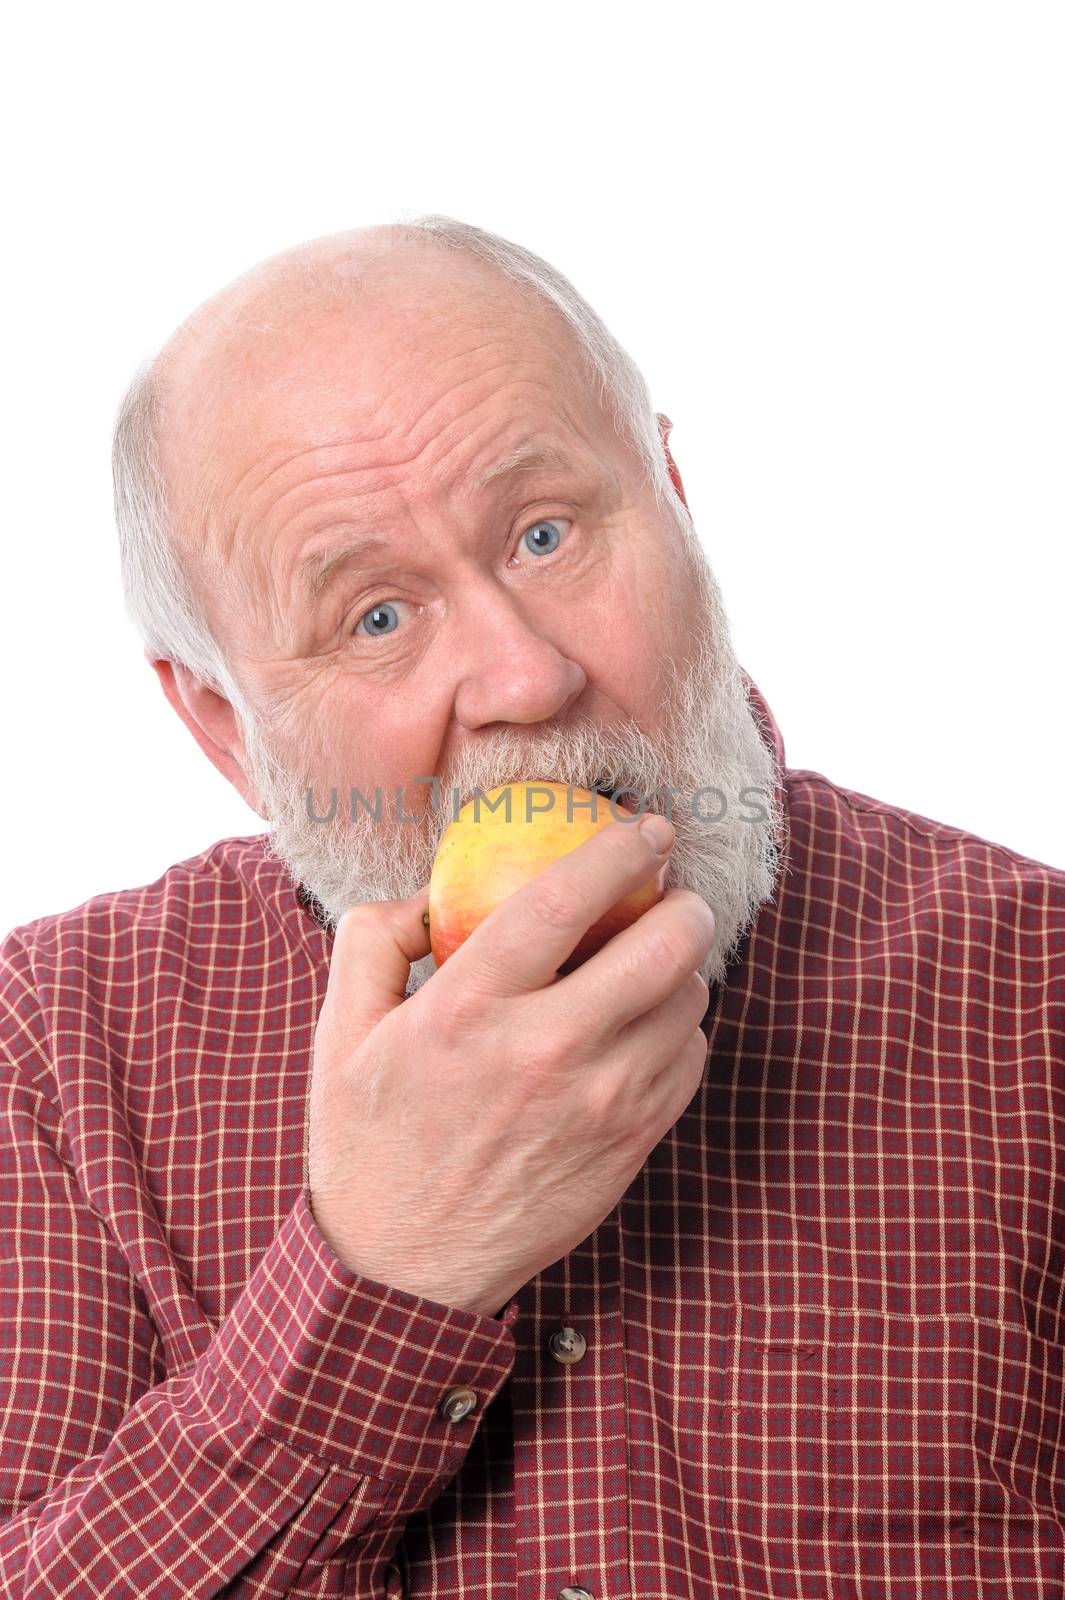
[306,814,714,1317]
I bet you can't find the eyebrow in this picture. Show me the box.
[298,439,601,604]
[301,535,388,603]
[474,438,578,489]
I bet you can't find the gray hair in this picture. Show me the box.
[112,213,696,701]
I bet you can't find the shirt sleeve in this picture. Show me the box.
[0,931,521,1597]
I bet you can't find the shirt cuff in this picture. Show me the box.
[195,1184,521,1487]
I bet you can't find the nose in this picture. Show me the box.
[450,583,587,731]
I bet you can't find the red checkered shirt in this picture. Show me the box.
[2,680,1064,1599]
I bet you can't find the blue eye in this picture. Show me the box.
[357,602,399,637]
[519,517,569,558]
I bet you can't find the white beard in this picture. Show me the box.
[239,544,785,995]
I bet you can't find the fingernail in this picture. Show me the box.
[639,813,674,854]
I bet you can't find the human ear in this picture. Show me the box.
[149,653,269,818]
[656,412,690,510]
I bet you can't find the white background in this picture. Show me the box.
[2,2,1062,934]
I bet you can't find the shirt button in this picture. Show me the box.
[558,1587,596,1599]
[438,1385,479,1422]
[548,1325,588,1365]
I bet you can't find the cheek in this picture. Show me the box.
[321,680,453,801]
[589,561,684,728]
[603,632,667,728]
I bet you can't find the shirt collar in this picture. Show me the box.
[742,668,788,857]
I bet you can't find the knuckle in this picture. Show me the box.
[580,1068,626,1127]
[337,902,376,934]
[671,895,717,957]
[530,880,578,933]
[608,814,646,846]
[610,818,657,867]
[336,900,395,950]
[686,1026,710,1072]
[521,1033,568,1088]
[434,980,486,1039]
[645,921,701,973]
[585,820,642,877]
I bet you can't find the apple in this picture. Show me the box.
[427,780,666,973]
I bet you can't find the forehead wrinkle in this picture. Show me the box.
[225,436,355,509]
[182,312,599,544]
[206,437,387,573]
[215,361,536,545]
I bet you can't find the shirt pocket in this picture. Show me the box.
[828,1309,1065,1599]
[726,1305,1065,1600]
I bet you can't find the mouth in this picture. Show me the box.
[591,781,633,808]
[451,778,636,806]
[593,782,649,813]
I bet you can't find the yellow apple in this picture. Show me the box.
[427,780,665,973]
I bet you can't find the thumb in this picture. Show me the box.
[323,884,433,1042]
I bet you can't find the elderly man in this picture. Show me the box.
[1,217,1062,1600]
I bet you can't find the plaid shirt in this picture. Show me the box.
[2,680,1063,1599]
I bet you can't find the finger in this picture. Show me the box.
[546,888,715,1043]
[323,885,432,1042]
[443,813,676,997]
[579,970,709,1112]
[615,969,711,1072]
[641,1022,711,1135]
[574,972,709,1134]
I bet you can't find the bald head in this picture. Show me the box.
[156,223,462,419]
[152,227,609,603]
